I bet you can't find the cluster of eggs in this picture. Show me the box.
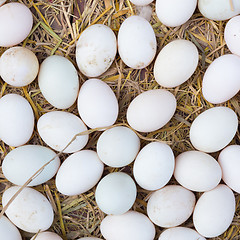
[1,0,240,240]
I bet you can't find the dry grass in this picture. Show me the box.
[0,0,240,239]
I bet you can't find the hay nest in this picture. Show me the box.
[0,0,240,239]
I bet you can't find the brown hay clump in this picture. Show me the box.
[0,0,240,239]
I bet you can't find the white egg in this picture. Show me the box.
[133,142,175,191]
[0,94,34,147]
[77,79,119,129]
[100,211,156,240]
[129,0,154,6]
[38,55,79,109]
[158,227,206,240]
[95,172,137,215]
[174,151,222,192]
[190,107,238,153]
[127,89,176,132]
[218,145,240,193]
[76,24,117,77]
[2,186,54,233]
[0,47,39,87]
[154,39,199,88]
[37,111,88,153]
[198,0,240,21]
[202,54,240,104]
[193,184,235,238]
[156,0,197,27]
[0,215,22,240]
[147,185,196,227]
[0,3,33,47]
[56,150,104,196]
[224,15,240,56]
[2,145,60,186]
[118,15,156,69]
[97,126,140,167]
[30,232,63,240]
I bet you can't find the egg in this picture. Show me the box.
[38,55,79,109]
[133,142,175,191]
[118,15,156,69]
[198,0,240,21]
[154,39,199,88]
[0,94,34,147]
[0,47,39,87]
[224,15,240,56]
[189,107,238,153]
[193,184,235,238]
[30,232,63,240]
[2,145,60,186]
[174,151,222,192]
[218,145,240,193]
[147,185,196,227]
[129,0,154,6]
[56,150,104,196]
[159,227,206,240]
[97,126,140,167]
[0,3,33,47]
[2,186,54,233]
[0,215,22,240]
[202,54,240,104]
[37,111,88,153]
[77,79,118,129]
[95,172,137,215]
[76,24,117,77]
[127,89,176,132]
[100,211,156,240]
[156,0,197,27]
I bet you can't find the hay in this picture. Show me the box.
[0,0,240,239]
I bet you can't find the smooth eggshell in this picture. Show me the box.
[147,185,196,227]
[100,211,156,240]
[127,89,176,132]
[202,54,240,104]
[133,142,175,191]
[154,39,199,88]
[30,232,63,240]
[56,150,104,196]
[158,227,206,240]
[38,55,79,109]
[0,215,22,240]
[2,145,60,186]
[193,184,235,238]
[189,107,238,153]
[97,126,140,167]
[37,111,88,153]
[218,145,240,193]
[0,47,39,87]
[198,0,240,21]
[118,15,156,69]
[0,94,34,147]
[77,79,119,129]
[0,3,33,47]
[2,186,54,233]
[156,0,197,27]
[76,24,117,77]
[129,0,154,6]
[174,151,222,192]
[95,172,137,215]
[224,16,240,56]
